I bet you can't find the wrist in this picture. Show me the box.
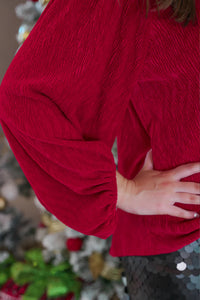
[116,170,129,209]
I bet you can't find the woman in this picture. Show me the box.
[0,0,199,299]
[112,1,200,299]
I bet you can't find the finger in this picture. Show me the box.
[168,162,200,180]
[173,182,200,194]
[172,193,200,205]
[142,149,153,171]
[167,206,199,219]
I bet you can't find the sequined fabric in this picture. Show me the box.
[120,238,200,300]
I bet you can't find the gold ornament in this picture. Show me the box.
[101,263,124,281]
[39,0,51,7]
[110,294,121,300]
[41,212,66,233]
[0,196,7,210]
[88,251,104,279]
[22,31,30,42]
[48,221,66,233]
[41,212,51,226]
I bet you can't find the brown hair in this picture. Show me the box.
[118,0,198,27]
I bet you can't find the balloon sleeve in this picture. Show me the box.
[0,0,142,238]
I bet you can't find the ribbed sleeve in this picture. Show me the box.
[0,91,118,238]
[0,0,143,238]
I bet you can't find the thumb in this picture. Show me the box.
[142,149,153,171]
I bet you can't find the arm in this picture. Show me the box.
[0,0,141,238]
[116,84,200,219]
[116,170,129,209]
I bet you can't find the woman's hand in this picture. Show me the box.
[116,149,200,219]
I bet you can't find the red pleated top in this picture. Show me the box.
[0,0,199,257]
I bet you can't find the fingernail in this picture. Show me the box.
[194,213,200,218]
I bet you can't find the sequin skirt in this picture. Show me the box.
[120,238,200,300]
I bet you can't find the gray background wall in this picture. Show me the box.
[0,0,21,83]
